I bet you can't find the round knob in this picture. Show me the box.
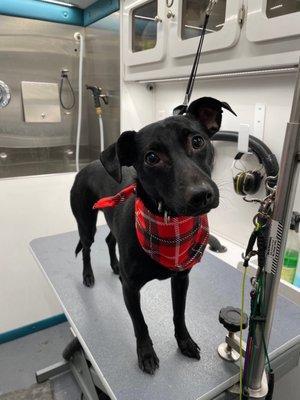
[154,16,162,23]
[65,149,74,156]
[167,10,175,19]
[219,306,248,333]
[0,152,8,160]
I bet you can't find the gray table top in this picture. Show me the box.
[30,226,300,400]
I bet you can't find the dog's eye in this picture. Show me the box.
[145,152,160,165]
[191,135,205,149]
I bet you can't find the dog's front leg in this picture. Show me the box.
[122,284,159,374]
[171,273,200,360]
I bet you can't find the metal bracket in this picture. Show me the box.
[218,333,246,362]
[35,333,109,400]
[238,5,246,27]
[69,348,99,400]
[228,370,269,398]
[36,360,70,383]
[254,103,266,140]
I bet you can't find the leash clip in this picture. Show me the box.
[265,175,277,194]
[242,250,258,262]
[206,0,218,15]
[243,196,263,205]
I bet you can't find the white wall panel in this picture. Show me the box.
[0,173,76,333]
[122,73,300,248]
[0,172,106,333]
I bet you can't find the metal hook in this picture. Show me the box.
[242,250,258,262]
[265,175,277,194]
[243,196,263,204]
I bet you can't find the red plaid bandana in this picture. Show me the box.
[93,184,136,209]
[93,184,209,271]
[135,198,209,271]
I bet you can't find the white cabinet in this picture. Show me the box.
[123,0,242,69]
[169,0,241,58]
[122,0,300,82]
[123,0,166,66]
[247,0,300,42]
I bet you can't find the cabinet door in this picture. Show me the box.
[123,0,166,66]
[169,0,241,58]
[247,0,300,42]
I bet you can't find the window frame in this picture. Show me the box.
[123,0,166,67]
[246,0,300,42]
[169,0,241,59]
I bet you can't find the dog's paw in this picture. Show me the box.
[83,272,95,287]
[176,335,201,360]
[137,341,159,375]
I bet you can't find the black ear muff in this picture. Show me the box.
[243,170,263,195]
[233,170,263,196]
[233,172,246,195]
[232,152,264,195]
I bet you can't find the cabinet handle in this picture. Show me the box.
[154,16,162,23]
[166,10,175,19]
[166,0,174,7]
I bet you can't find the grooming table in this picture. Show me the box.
[30,226,300,400]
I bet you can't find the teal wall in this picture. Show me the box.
[0,314,67,344]
[0,0,120,26]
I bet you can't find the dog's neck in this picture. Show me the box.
[135,180,176,217]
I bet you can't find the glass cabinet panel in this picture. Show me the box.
[266,0,300,19]
[181,0,226,40]
[132,0,158,52]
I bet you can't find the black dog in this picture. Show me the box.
[70,98,235,374]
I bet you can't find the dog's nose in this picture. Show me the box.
[186,186,214,208]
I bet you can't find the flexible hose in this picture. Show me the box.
[98,115,105,153]
[239,266,247,400]
[212,131,279,186]
[74,32,84,172]
[59,75,75,110]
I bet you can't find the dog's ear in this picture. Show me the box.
[187,97,237,136]
[100,130,137,183]
[220,101,237,116]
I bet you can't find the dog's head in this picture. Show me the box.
[100,113,222,216]
[187,96,237,135]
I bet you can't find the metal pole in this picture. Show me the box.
[248,63,300,392]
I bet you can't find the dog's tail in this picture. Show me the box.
[75,241,83,257]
